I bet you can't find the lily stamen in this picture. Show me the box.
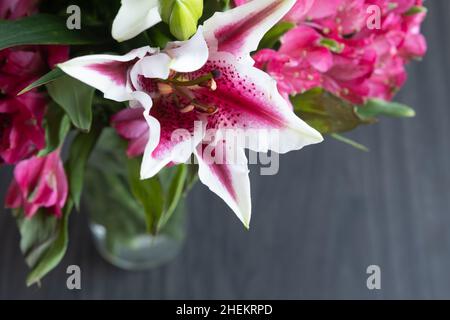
[166,73,213,87]
[164,70,220,89]
[157,83,174,95]
[192,100,218,114]
[179,104,195,113]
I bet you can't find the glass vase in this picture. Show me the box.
[88,200,186,270]
[83,129,187,270]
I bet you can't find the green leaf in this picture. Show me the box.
[201,0,230,22]
[330,133,369,152]
[184,164,199,195]
[158,165,188,231]
[127,157,165,234]
[47,75,95,132]
[291,88,374,134]
[66,126,102,211]
[18,68,64,95]
[38,103,71,157]
[356,99,416,120]
[319,38,345,53]
[258,22,295,50]
[0,14,106,50]
[147,25,173,48]
[24,201,73,287]
[405,6,427,16]
[160,0,203,40]
[84,129,148,251]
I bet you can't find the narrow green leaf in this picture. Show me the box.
[38,103,71,157]
[405,6,427,16]
[184,164,199,195]
[25,201,73,287]
[47,75,95,132]
[291,88,374,134]
[127,157,165,234]
[158,165,188,231]
[330,133,369,152]
[319,38,345,53]
[0,14,107,50]
[18,68,64,95]
[356,99,416,120]
[258,22,295,50]
[66,127,102,210]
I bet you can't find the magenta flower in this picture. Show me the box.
[0,46,69,164]
[6,150,69,218]
[58,0,323,227]
[255,25,376,104]
[0,0,39,20]
[285,0,340,22]
[0,92,46,165]
[253,0,427,104]
[111,107,149,158]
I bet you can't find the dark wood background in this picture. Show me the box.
[1,0,450,300]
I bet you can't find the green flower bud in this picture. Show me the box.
[160,0,203,40]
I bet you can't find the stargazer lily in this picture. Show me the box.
[58,0,323,227]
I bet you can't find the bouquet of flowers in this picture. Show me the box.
[0,0,427,285]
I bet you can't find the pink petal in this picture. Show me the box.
[140,97,206,179]
[195,144,251,227]
[58,47,154,103]
[191,52,323,154]
[204,0,296,64]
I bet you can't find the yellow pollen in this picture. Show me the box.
[210,79,217,91]
[157,83,173,95]
[180,104,195,113]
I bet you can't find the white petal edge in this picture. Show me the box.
[112,0,162,42]
[165,27,209,73]
[140,117,207,179]
[130,53,172,91]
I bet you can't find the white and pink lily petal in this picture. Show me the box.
[112,0,162,42]
[195,143,252,228]
[58,29,208,109]
[204,0,298,65]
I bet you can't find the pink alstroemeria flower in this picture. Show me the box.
[0,0,39,20]
[0,92,46,164]
[111,107,149,158]
[58,0,323,227]
[253,0,427,104]
[0,45,69,164]
[6,150,69,218]
[233,0,340,23]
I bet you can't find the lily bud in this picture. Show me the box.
[160,0,203,40]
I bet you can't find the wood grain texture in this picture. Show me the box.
[1,0,450,300]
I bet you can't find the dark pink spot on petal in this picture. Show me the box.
[190,61,286,130]
[148,96,201,159]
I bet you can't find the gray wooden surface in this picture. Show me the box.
[1,0,450,300]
